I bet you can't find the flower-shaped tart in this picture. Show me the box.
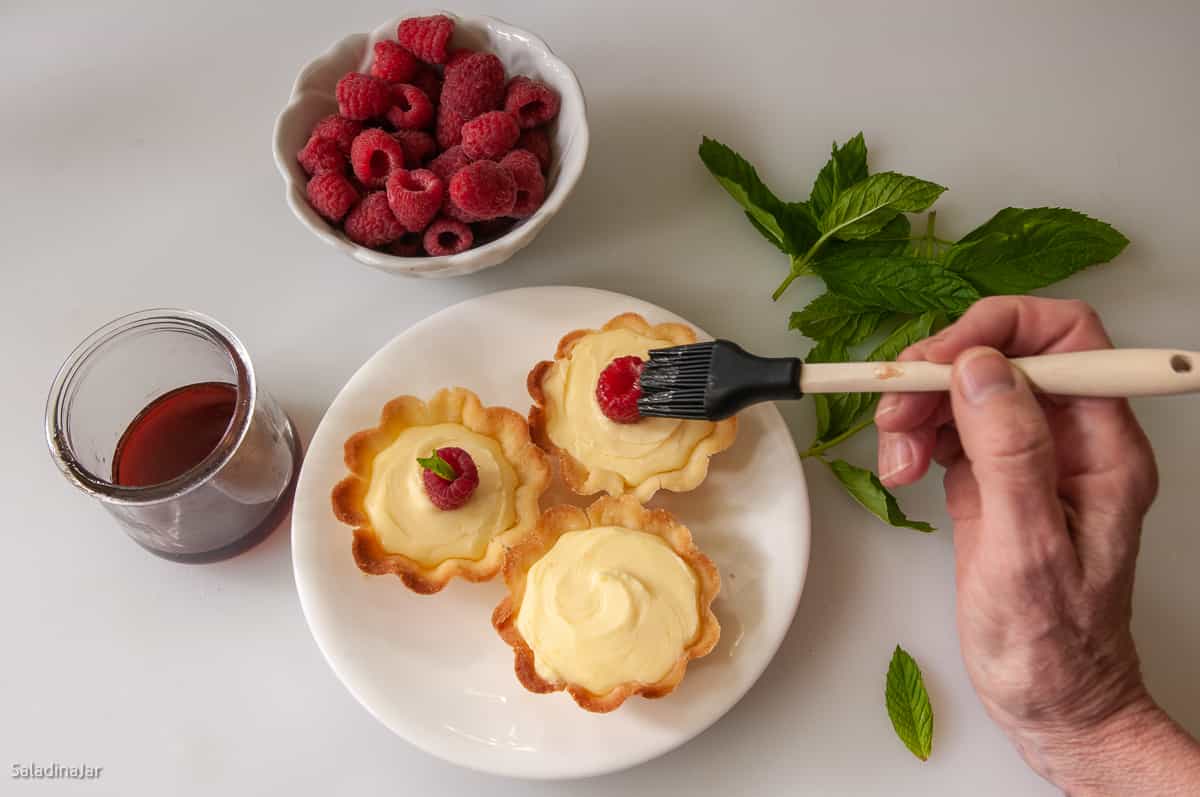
[527,313,737,501]
[332,387,549,594]
[492,495,721,713]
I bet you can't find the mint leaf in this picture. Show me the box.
[699,137,795,253]
[821,214,914,261]
[946,207,1129,294]
[779,201,821,253]
[813,254,980,314]
[824,459,935,532]
[868,311,944,362]
[804,340,878,447]
[886,645,934,761]
[789,293,888,346]
[743,211,791,254]
[810,132,869,218]
[416,452,456,481]
[819,172,946,241]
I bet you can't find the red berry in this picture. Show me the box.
[386,168,443,232]
[449,160,516,220]
[443,194,480,224]
[397,15,455,65]
[516,128,551,172]
[460,111,520,160]
[305,171,359,222]
[387,231,425,257]
[311,114,363,155]
[409,64,442,105]
[436,105,469,150]
[596,356,645,424]
[370,40,419,83]
[499,149,546,218]
[392,129,436,165]
[423,217,474,256]
[428,145,473,183]
[336,72,393,120]
[421,446,479,509]
[350,128,406,188]
[442,53,505,118]
[444,48,476,74]
[343,191,405,248]
[504,77,561,129]
[385,84,434,130]
[297,135,344,175]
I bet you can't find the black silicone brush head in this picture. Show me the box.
[638,340,803,421]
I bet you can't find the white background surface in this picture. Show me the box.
[2,1,1197,794]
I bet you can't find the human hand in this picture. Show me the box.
[875,296,1200,793]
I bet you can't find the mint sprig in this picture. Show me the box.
[698,131,1128,533]
[416,452,456,482]
[886,645,934,761]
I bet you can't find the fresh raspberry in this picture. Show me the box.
[596,356,645,423]
[516,128,551,172]
[305,171,359,222]
[499,148,546,217]
[444,48,475,74]
[385,84,434,130]
[392,129,436,165]
[385,168,443,232]
[343,191,405,248]
[310,114,363,155]
[420,446,479,509]
[449,160,516,219]
[350,128,406,188]
[423,217,474,256]
[370,40,419,83]
[504,76,561,129]
[442,194,480,224]
[428,145,473,183]
[387,231,425,257]
[336,72,393,120]
[409,64,442,105]
[297,135,344,175]
[472,218,515,244]
[460,111,520,160]
[397,15,455,64]
[436,105,469,150]
[441,52,505,118]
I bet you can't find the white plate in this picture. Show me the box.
[291,286,811,779]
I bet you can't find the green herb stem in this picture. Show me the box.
[802,415,876,457]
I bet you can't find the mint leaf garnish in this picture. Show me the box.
[416,452,456,481]
[810,132,869,218]
[812,254,980,315]
[818,172,946,241]
[946,207,1129,294]
[886,645,935,761]
[824,459,935,532]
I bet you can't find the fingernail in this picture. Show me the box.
[958,348,1016,406]
[879,435,914,483]
[875,394,901,419]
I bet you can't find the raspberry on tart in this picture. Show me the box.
[332,388,550,594]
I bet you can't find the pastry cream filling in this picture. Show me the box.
[363,423,517,565]
[516,526,700,694]
[543,328,716,485]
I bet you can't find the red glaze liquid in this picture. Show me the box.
[112,382,237,487]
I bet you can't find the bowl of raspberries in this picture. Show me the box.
[273,11,588,277]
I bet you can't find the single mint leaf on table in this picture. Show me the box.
[790,292,888,346]
[813,254,980,315]
[886,645,935,761]
[824,459,935,532]
[809,132,869,218]
[818,172,946,241]
[416,452,457,481]
[699,137,795,253]
[946,207,1129,294]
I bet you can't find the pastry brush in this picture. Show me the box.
[636,341,1200,421]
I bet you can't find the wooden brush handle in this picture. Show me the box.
[800,349,1200,397]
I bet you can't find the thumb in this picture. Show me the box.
[950,347,1067,546]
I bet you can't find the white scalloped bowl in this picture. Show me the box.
[273,11,588,278]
